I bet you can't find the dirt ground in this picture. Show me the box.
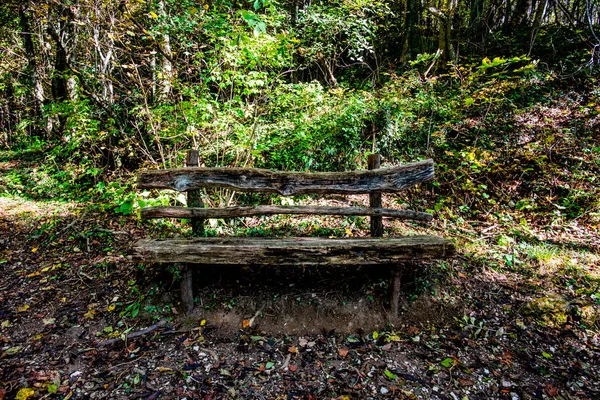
[1,196,600,399]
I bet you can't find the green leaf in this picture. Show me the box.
[47,384,58,394]
[541,351,553,359]
[265,361,275,369]
[346,335,360,343]
[384,369,397,380]
[440,357,455,368]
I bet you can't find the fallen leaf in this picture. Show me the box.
[17,304,30,313]
[338,348,349,357]
[5,346,22,355]
[381,343,393,351]
[242,319,250,329]
[458,378,474,386]
[47,384,58,394]
[407,326,420,335]
[440,358,455,368]
[83,309,96,320]
[544,384,559,397]
[31,247,38,253]
[384,369,397,380]
[288,346,298,354]
[0,388,6,400]
[43,318,55,325]
[107,304,116,312]
[288,364,297,372]
[16,388,35,400]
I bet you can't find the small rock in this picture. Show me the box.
[502,378,512,388]
[380,387,389,395]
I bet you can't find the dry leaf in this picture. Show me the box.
[288,364,297,372]
[16,388,35,400]
[242,319,250,329]
[17,304,29,313]
[288,346,298,354]
[381,343,393,351]
[338,348,349,357]
[83,309,96,320]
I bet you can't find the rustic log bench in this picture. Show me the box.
[131,151,455,315]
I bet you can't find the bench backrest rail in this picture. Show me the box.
[141,205,433,222]
[137,159,434,195]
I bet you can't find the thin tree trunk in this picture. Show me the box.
[19,2,46,136]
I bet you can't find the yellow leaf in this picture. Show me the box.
[5,346,22,355]
[16,388,35,400]
[345,228,353,237]
[17,304,30,313]
[242,319,250,329]
[41,266,51,272]
[31,247,38,253]
[27,271,40,278]
[149,11,158,19]
[107,304,116,312]
[1,320,10,328]
[200,319,206,326]
[84,309,96,320]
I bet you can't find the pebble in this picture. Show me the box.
[380,387,389,394]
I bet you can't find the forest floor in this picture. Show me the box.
[1,176,599,399]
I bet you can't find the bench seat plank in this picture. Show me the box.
[132,236,455,265]
[137,159,434,195]
[141,205,433,222]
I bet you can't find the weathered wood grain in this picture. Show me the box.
[141,205,433,222]
[137,159,434,195]
[131,236,455,265]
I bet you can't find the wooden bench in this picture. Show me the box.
[131,151,455,315]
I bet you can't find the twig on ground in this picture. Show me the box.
[98,320,168,347]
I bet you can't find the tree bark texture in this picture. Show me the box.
[137,159,434,195]
[132,236,455,265]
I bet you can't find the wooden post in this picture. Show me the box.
[186,150,204,236]
[367,154,383,237]
[180,150,203,314]
[367,154,399,316]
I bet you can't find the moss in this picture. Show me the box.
[520,294,569,328]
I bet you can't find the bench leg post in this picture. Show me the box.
[181,265,194,314]
[390,268,402,317]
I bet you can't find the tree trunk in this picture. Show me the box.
[19,2,46,136]
[529,0,548,54]
[157,0,174,101]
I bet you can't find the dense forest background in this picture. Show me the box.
[1,0,599,219]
